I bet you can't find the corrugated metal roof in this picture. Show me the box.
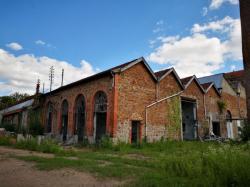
[0,99,34,115]
[198,74,224,89]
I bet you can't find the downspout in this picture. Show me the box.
[203,94,207,117]
[145,91,183,139]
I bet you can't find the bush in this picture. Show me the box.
[241,121,250,141]
[29,121,44,136]
[0,136,13,146]
[98,135,113,149]
[0,123,16,132]
[15,138,62,154]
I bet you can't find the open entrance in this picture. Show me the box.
[46,102,53,133]
[181,99,197,140]
[131,121,140,144]
[61,100,68,142]
[94,91,107,143]
[212,122,220,136]
[74,95,86,142]
[226,110,234,139]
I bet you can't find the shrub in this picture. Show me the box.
[15,138,63,154]
[0,136,13,146]
[98,135,113,149]
[38,139,63,153]
[28,109,44,136]
[217,100,226,114]
[29,122,44,136]
[0,123,16,132]
[241,121,250,141]
[15,138,38,151]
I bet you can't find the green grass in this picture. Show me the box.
[10,140,250,186]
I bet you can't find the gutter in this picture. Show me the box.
[145,91,183,139]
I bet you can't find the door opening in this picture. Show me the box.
[212,122,220,136]
[181,99,197,140]
[131,121,140,144]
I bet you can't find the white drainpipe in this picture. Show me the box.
[145,91,183,139]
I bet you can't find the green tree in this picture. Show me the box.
[0,92,30,110]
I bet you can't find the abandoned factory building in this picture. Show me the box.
[0,57,247,143]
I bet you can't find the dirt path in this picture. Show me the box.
[0,146,123,187]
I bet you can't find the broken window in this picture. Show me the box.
[94,91,107,142]
[74,95,85,142]
[61,100,69,142]
[46,102,53,133]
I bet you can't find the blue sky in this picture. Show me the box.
[0,0,242,95]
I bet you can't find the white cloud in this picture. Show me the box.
[35,40,56,49]
[153,20,165,33]
[191,16,235,33]
[156,20,164,25]
[209,0,238,10]
[0,49,97,95]
[202,7,208,16]
[191,16,241,61]
[230,65,236,71]
[148,16,242,77]
[6,42,23,51]
[35,40,46,45]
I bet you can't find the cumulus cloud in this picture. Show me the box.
[191,16,235,33]
[35,40,46,45]
[148,16,242,77]
[0,49,97,95]
[209,0,238,10]
[6,42,23,51]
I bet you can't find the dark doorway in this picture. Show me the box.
[212,122,220,136]
[46,102,53,133]
[131,121,140,144]
[94,91,107,143]
[75,95,85,142]
[181,99,197,140]
[61,100,68,142]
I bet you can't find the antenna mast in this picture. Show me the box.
[61,68,64,87]
[49,66,55,92]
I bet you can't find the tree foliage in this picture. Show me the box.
[0,92,30,110]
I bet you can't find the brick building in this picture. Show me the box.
[199,73,247,139]
[0,57,247,143]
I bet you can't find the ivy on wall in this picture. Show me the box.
[28,109,44,136]
[166,96,181,140]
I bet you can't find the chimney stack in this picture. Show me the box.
[36,79,40,95]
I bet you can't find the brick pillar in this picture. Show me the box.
[240,0,250,122]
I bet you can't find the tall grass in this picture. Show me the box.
[15,138,63,153]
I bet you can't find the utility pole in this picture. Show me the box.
[61,68,64,87]
[49,66,55,92]
[42,82,45,93]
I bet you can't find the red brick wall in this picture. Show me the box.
[204,87,225,137]
[116,63,156,142]
[147,72,183,141]
[43,75,114,141]
[158,73,182,99]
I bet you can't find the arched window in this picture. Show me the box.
[226,110,234,138]
[94,91,107,113]
[226,110,232,122]
[46,102,53,133]
[74,95,86,142]
[94,91,107,142]
[61,100,69,141]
